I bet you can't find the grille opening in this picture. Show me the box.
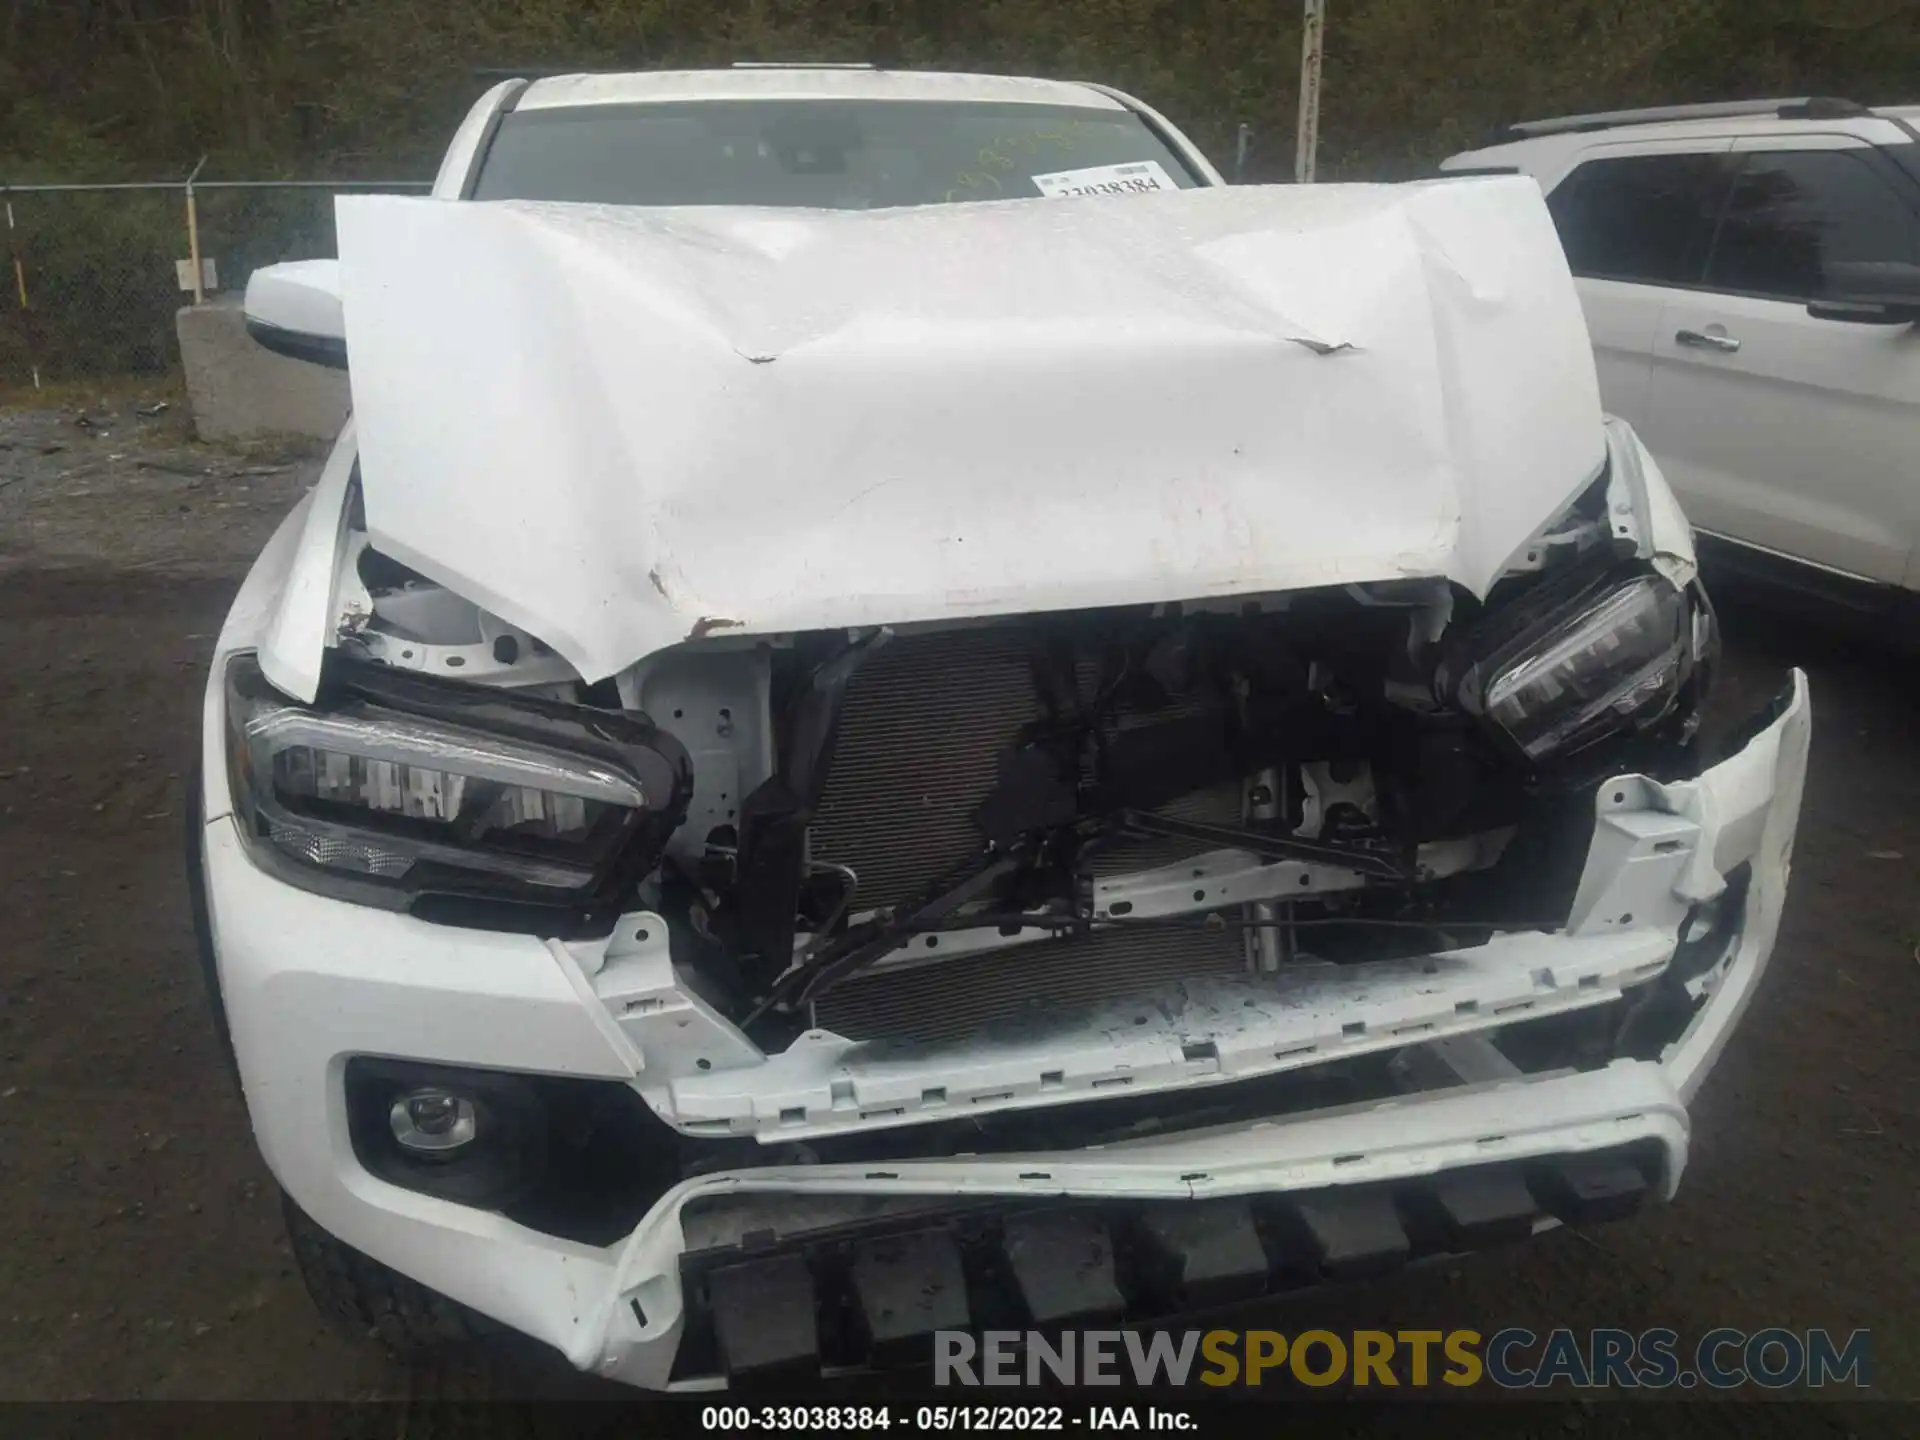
[783,615,1594,1048]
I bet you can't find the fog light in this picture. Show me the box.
[389,1086,477,1155]
[346,1058,548,1209]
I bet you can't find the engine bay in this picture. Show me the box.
[260,472,1718,1050]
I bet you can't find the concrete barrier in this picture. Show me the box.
[176,299,349,443]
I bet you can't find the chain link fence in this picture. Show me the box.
[1,179,431,390]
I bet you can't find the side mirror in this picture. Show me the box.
[243,259,346,368]
[1807,260,1920,326]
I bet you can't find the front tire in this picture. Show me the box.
[284,1194,497,1355]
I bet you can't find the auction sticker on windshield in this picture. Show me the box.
[1031,160,1181,197]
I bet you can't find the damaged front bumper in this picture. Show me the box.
[199,670,1808,1390]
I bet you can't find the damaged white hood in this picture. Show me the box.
[335,180,1605,682]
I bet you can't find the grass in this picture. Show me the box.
[0,370,187,415]
[0,368,330,462]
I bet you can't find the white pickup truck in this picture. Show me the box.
[190,64,1808,1390]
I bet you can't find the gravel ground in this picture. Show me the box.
[0,401,1915,1419]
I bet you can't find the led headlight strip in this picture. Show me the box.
[1442,561,1697,764]
[224,653,692,913]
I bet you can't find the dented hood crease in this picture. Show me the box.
[336,181,1605,682]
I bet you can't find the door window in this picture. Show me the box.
[1704,148,1920,300]
[1546,153,1730,285]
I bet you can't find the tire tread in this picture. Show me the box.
[284,1194,497,1355]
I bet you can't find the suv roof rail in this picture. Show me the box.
[1497,96,1871,141]
[730,61,879,70]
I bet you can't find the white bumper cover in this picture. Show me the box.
[202,671,1809,1390]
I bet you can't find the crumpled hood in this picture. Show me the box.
[335,180,1604,682]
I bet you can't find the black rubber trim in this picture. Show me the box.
[673,1140,1665,1381]
[1694,532,1908,627]
[1775,97,1873,121]
[1668,865,1752,987]
[244,317,346,370]
[1494,96,1871,143]
[1614,863,1752,1062]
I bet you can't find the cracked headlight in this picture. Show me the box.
[1444,569,1694,763]
[224,653,692,913]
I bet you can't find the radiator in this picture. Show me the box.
[807,625,1248,1045]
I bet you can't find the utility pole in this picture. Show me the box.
[1296,0,1326,183]
[184,155,208,305]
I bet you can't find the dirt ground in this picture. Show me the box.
[0,399,1915,1415]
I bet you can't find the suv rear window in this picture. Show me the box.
[1546,153,1730,285]
[1704,148,1920,300]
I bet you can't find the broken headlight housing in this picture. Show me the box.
[1441,565,1697,763]
[224,653,692,913]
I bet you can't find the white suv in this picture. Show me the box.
[1446,98,1920,636]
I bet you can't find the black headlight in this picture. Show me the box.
[224,653,692,912]
[1440,564,1699,764]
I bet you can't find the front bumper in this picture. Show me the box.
[200,670,1810,1390]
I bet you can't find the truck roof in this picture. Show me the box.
[515,67,1127,113]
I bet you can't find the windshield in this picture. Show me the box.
[470,99,1204,209]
